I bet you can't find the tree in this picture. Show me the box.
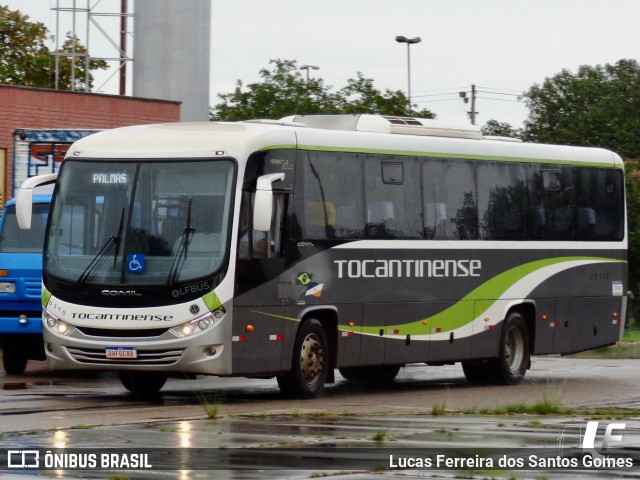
[0,5,50,86]
[339,72,434,118]
[0,5,108,91]
[52,33,109,91]
[523,59,640,158]
[210,59,435,121]
[481,119,521,139]
[210,59,342,121]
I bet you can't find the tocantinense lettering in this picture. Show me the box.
[335,259,481,279]
[70,312,173,321]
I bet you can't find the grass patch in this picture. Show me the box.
[195,393,223,419]
[479,394,568,415]
[623,325,640,342]
[584,407,640,419]
[431,401,447,416]
[370,430,395,442]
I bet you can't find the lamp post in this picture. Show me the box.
[300,64,319,83]
[395,36,421,110]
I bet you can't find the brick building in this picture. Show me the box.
[0,84,180,206]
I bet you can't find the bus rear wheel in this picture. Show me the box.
[119,371,168,396]
[461,359,493,385]
[492,312,530,385]
[462,312,530,386]
[277,319,329,399]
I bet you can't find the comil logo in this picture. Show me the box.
[7,450,39,468]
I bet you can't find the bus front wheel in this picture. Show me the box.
[119,371,167,396]
[277,319,329,399]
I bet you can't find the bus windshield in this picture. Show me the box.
[45,159,235,287]
[0,204,49,253]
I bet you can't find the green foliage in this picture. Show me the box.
[0,5,108,90]
[481,119,521,139]
[53,34,109,91]
[210,59,435,121]
[626,159,640,316]
[523,59,640,159]
[0,5,50,86]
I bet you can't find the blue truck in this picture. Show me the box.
[0,194,51,374]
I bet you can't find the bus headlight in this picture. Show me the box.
[170,310,219,338]
[0,282,16,293]
[43,311,74,336]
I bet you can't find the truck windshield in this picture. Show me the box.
[44,159,235,286]
[0,204,49,253]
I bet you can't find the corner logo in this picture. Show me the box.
[7,450,39,468]
[296,271,324,298]
[582,421,625,451]
[558,421,626,454]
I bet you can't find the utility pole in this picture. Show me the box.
[469,84,478,125]
[459,84,479,125]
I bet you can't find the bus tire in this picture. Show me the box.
[339,365,401,385]
[461,360,494,385]
[278,319,329,399]
[491,312,530,385]
[2,336,29,375]
[119,371,167,396]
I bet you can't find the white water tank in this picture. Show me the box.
[133,0,211,121]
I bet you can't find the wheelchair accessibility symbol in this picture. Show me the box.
[127,254,145,273]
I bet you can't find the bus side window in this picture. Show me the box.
[576,168,624,241]
[364,156,421,239]
[530,167,575,240]
[423,159,477,240]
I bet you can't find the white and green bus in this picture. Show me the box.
[17,115,627,398]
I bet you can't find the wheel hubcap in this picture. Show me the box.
[505,326,524,373]
[299,333,324,385]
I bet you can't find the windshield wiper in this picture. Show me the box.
[75,208,125,289]
[166,197,195,288]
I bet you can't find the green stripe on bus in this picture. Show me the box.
[251,256,624,336]
[356,256,624,336]
[203,290,222,311]
[42,287,52,309]
[296,144,619,169]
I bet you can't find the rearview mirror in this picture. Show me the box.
[16,173,58,229]
[253,173,284,232]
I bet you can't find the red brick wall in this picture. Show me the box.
[0,84,181,200]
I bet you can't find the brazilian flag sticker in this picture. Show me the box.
[296,272,313,286]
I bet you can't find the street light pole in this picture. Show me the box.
[300,64,319,84]
[395,36,421,111]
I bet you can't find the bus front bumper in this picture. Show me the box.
[42,327,230,375]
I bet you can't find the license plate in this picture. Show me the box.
[106,347,137,359]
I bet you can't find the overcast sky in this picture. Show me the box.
[5,0,640,128]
